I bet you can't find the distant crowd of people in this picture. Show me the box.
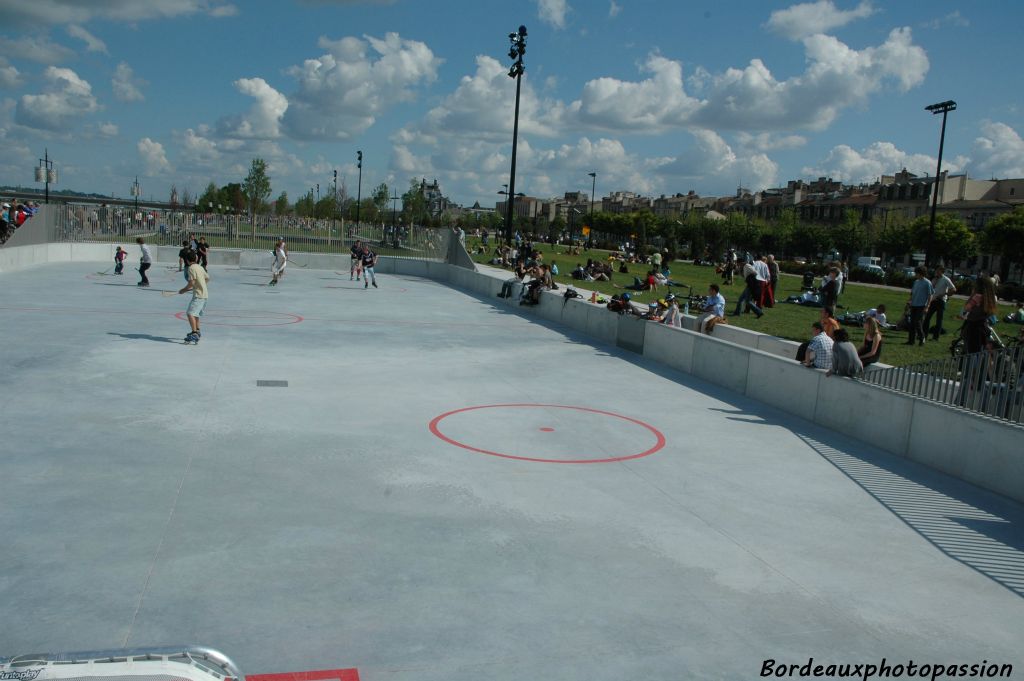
[0,199,39,245]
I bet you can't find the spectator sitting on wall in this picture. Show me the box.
[697,283,727,335]
[498,267,526,299]
[662,293,683,328]
[859,317,884,366]
[522,264,553,305]
[800,321,834,370]
[827,328,863,378]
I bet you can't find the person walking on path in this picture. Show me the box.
[906,266,934,346]
[732,260,764,318]
[177,251,210,344]
[136,237,152,287]
[361,245,378,288]
[924,266,956,340]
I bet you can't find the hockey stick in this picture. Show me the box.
[288,258,308,268]
[161,290,178,297]
[95,266,115,275]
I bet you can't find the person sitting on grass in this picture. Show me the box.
[697,283,727,335]
[866,304,889,328]
[859,317,884,366]
[571,263,590,280]
[820,307,840,339]
[800,321,834,370]
[827,328,863,378]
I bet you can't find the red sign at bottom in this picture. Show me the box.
[248,669,359,681]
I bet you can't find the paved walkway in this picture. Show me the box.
[1,262,1022,680]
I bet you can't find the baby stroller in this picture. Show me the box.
[801,271,816,291]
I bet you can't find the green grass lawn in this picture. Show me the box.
[466,239,1018,367]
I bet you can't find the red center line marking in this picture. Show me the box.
[247,669,360,681]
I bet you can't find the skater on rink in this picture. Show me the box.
[270,237,288,286]
[360,244,378,289]
[350,239,363,281]
[177,251,209,344]
[136,237,152,286]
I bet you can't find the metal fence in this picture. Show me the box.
[47,204,452,261]
[861,343,1024,424]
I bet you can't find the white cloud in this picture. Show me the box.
[609,1,621,18]
[217,77,287,139]
[281,32,441,141]
[98,122,118,137]
[0,35,75,64]
[0,1,239,26]
[972,121,1024,178]
[802,140,966,183]
[922,10,969,30]
[571,54,699,132]
[15,66,100,130]
[0,64,21,89]
[736,132,807,151]
[209,3,238,17]
[112,62,146,102]
[654,129,778,190]
[537,0,569,29]
[180,127,222,164]
[66,24,108,53]
[138,137,172,175]
[767,0,876,40]
[691,28,928,131]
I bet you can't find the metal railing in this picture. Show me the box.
[47,204,452,261]
[861,343,1024,424]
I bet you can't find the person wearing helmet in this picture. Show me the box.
[662,293,683,328]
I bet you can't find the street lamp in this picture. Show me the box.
[355,150,363,228]
[390,189,401,245]
[925,99,956,267]
[131,176,140,217]
[588,172,596,220]
[35,148,57,204]
[503,24,527,246]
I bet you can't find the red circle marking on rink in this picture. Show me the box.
[428,403,666,464]
[174,310,304,327]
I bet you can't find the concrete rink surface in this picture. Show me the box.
[1,261,1022,680]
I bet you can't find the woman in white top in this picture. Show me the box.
[270,238,288,286]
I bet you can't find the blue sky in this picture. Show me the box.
[0,0,1021,209]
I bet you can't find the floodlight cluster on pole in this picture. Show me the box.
[503,24,527,246]
[355,150,363,227]
[35,148,57,204]
[925,99,956,267]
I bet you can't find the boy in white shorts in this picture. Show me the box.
[178,251,210,343]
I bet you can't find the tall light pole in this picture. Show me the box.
[504,25,527,246]
[131,176,140,212]
[925,100,956,267]
[587,171,597,245]
[355,150,363,228]
[35,148,57,204]
[390,189,401,237]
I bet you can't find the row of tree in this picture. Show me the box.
[187,157,1024,277]
[456,206,1024,279]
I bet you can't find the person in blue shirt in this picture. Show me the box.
[906,266,934,346]
[697,283,727,334]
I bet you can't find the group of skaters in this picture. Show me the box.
[109,235,380,345]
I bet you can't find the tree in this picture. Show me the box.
[832,210,867,261]
[180,187,193,208]
[979,208,1024,280]
[242,158,272,215]
[197,181,218,211]
[909,213,975,266]
[371,183,389,222]
[275,191,289,216]
[876,222,913,263]
[295,189,315,217]
[790,223,831,261]
[401,179,428,225]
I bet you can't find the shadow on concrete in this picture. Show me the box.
[458,283,1024,599]
[708,405,1024,599]
[107,332,180,344]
